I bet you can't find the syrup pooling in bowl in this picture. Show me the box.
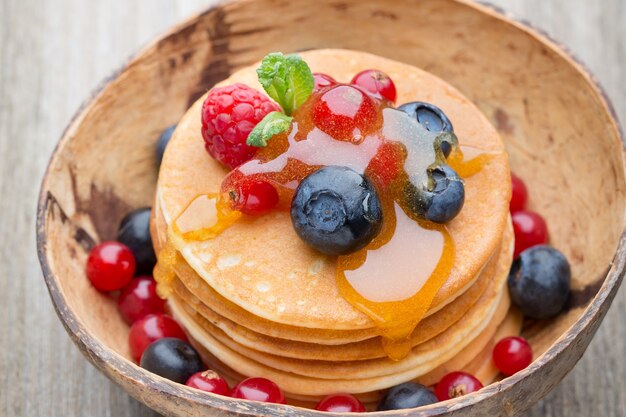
[156,84,493,359]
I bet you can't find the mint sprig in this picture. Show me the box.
[247,112,293,147]
[247,52,315,148]
[256,52,314,116]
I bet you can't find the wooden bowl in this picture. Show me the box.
[36,0,626,415]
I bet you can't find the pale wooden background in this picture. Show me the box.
[0,0,624,416]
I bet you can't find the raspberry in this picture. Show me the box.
[201,83,280,169]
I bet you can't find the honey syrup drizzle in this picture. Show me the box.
[155,93,497,360]
[337,203,455,360]
[153,240,178,299]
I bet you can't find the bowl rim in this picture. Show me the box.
[36,0,626,415]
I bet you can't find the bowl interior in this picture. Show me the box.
[38,0,625,415]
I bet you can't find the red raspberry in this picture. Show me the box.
[201,83,280,169]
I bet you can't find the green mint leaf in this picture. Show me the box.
[256,52,314,116]
[247,112,293,147]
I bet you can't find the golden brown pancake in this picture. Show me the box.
[156,49,511,330]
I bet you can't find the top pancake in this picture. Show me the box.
[156,49,511,330]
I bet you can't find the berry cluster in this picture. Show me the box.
[200,59,465,257]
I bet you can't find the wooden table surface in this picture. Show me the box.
[1,0,624,416]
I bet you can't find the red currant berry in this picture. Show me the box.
[312,85,379,142]
[313,73,337,91]
[231,377,285,404]
[316,393,366,412]
[186,370,230,396]
[129,314,188,362]
[435,372,484,401]
[86,241,135,292]
[231,180,279,216]
[351,69,397,102]
[512,210,548,258]
[118,276,166,324]
[493,336,533,376]
[510,173,528,213]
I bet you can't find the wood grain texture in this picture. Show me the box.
[1,0,624,416]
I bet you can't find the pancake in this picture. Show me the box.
[169,287,510,396]
[156,49,511,330]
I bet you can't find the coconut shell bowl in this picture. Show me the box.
[36,0,625,416]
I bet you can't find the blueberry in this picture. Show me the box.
[398,102,454,157]
[377,382,438,411]
[140,338,204,383]
[291,166,383,256]
[426,165,465,223]
[404,164,465,223]
[508,245,571,319]
[156,124,177,165]
[118,208,156,275]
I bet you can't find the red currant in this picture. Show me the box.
[510,173,528,213]
[129,314,188,362]
[493,336,533,376]
[186,370,230,396]
[512,210,548,258]
[351,69,397,102]
[316,393,366,412]
[118,276,166,324]
[313,73,337,91]
[231,377,285,404]
[312,84,379,142]
[435,372,483,401]
[231,180,279,216]
[86,241,135,291]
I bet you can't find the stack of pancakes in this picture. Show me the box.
[151,50,519,406]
